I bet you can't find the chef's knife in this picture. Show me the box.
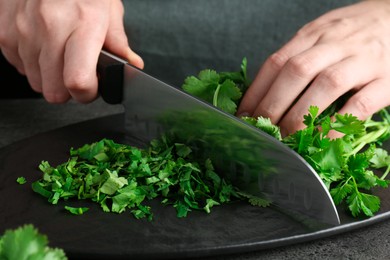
[97,50,340,226]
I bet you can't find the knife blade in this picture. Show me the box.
[97,50,340,226]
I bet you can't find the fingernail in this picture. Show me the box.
[126,47,144,69]
[237,112,250,118]
[280,127,288,138]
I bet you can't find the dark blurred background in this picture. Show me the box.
[0,52,41,99]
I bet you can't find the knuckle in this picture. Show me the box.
[366,38,389,59]
[296,23,313,38]
[254,106,273,120]
[15,13,30,38]
[267,51,289,71]
[64,74,92,92]
[285,55,314,79]
[38,4,63,33]
[280,114,305,136]
[76,1,111,22]
[255,103,281,125]
[349,94,375,117]
[317,67,346,90]
[295,18,322,39]
[337,18,353,30]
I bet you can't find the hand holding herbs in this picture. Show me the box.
[32,58,390,219]
[182,58,390,218]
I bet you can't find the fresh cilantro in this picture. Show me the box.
[0,224,67,260]
[182,59,390,218]
[283,107,390,217]
[32,138,264,220]
[16,177,27,185]
[182,58,250,115]
[64,206,89,215]
[241,116,282,141]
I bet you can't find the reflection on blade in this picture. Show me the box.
[122,64,340,226]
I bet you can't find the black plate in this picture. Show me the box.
[1,114,390,259]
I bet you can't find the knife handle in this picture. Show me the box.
[97,51,124,104]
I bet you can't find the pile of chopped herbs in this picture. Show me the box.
[32,136,267,221]
[0,224,67,260]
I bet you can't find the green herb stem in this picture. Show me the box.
[381,165,390,180]
[213,84,221,107]
[350,127,389,155]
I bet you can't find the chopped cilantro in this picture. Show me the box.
[64,206,89,215]
[32,138,265,220]
[16,177,27,185]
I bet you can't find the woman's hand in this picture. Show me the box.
[237,0,390,136]
[0,0,143,103]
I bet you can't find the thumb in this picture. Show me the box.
[104,0,144,69]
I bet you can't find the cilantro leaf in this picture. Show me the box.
[347,191,380,217]
[241,116,282,140]
[303,106,319,127]
[16,177,27,185]
[0,224,67,260]
[331,113,365,135]
[370,148,390,169]
[182,70,219,104]
[330,181,353,205]
[64,206,89,215]
[182,58,249,115]
[213,79,242,115]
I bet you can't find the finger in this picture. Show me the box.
[251,43,351,124]
[104,0,144,69]
[237,51,291,116]
[237,27,320,116]
[35,2,74,103]
[317,1,380,23]
[18,44,43,93]
[39,40,70,103]
[338,78,390,121]
[123,47,144,70]
[238,2,372,118]
[17,16,43,94]
[63,17,108,103]
[16,0,42,91]
[278,55,381,135]
[300,2,368,36]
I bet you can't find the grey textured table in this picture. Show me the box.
[1,98,390,259]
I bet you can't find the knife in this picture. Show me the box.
[97,50,340,226]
